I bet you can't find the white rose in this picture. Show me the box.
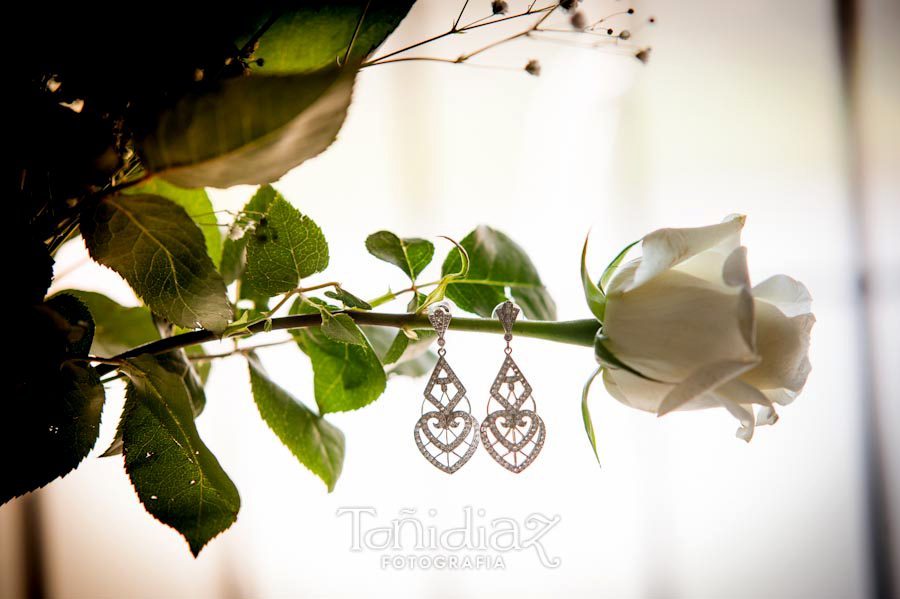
[594,215,814,441]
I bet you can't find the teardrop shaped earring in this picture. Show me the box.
[413,303,480,473]
[480,301,546,473]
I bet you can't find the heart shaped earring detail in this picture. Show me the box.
[414,303,480,474]
[480,301,546,473]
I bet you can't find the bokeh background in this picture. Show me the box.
[2,1,898,597]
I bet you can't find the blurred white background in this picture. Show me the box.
[2,1,898,597]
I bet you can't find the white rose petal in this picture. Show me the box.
[604,268,757,381]
[598,216,814,440]
[713,389,756,441]
[762,388,799,407]
[627,214,745,291]
[740,303,815,392]
[756,405,779,426]
[657,358,760,416]
[752,274,812,317]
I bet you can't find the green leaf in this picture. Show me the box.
[320,312,367,346]
[45,293,95,357]
[361,326,438,377]
[383,331,411,365]
[240,3,416,74]
[1,362,105,505]
[442,226,557,320]
[81,194,232,333]
[359,326,396,362]
[220,185,281,286]
[185,346,212,386]
[220,238,246,288]
[237,294,273,324]
[407,291,427,312]
[361,327,410,365]
[96,316,196,458]
[420,237,469,312]
[223,179,282,322]
[222,310,254,338]
[600,239,639,293]
[365,231,434,281]
[100,349,206,459]
[290,299,386,414]
[246,354,344,491]
[244,184,282,217]
[124,179,222,267]
[388,329,438,377]
[120,355,240,556]
[2,300,104,505]
[58,290,159,357]
[324,287,372,310]
[581,234,606,322]
[389,349,437,378]
[396,329,437,359]
[136,66,357,189]
[243,196,329,297]
[156,351,207,417]
[99,436,125,458]
[582,367,602,466]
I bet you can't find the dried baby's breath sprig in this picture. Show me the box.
[361,1,654,73]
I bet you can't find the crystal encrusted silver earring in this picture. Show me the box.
[414,303,479,473]
[480,301,546,473]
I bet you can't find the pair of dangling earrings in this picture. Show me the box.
[414,301,546,474]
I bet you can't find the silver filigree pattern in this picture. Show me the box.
[481,301,545,473]
[495,301,520,336]
[415,304,479,473]
[427,303,452,338]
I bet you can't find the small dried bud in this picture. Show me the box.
[525,59,541,76]
[560,0,580,11]
[60,99,84,113]
[570,11,587,30]
[618,30,631,40]
[635,48,651,64]
[491,0,508,15]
